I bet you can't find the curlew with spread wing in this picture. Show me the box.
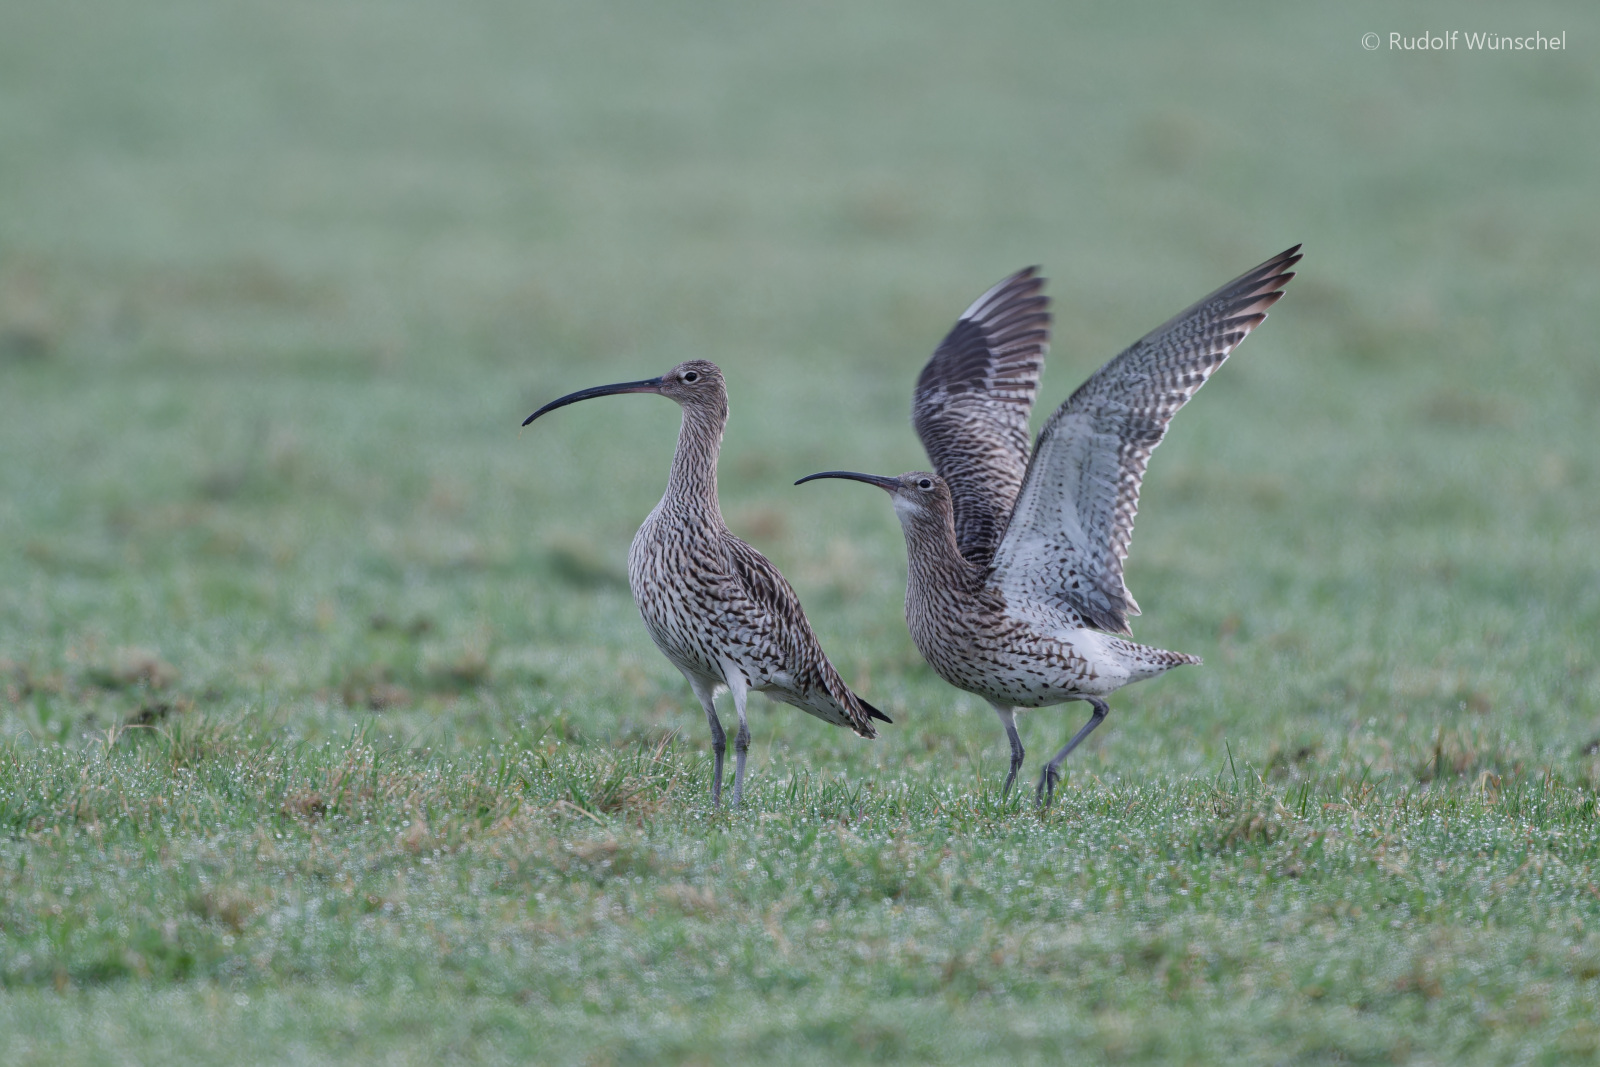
[800,247,1300,802]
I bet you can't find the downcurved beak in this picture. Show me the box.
[794,470,899,491]
[521,377,664,426]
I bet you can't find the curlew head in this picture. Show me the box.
[521,359,726,426]
[795,469,955,530]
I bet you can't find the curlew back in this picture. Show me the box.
[912,267,1051,567]
[989,245,1301,635]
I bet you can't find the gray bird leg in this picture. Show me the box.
[1036,698,1109,808]
[989,703,1025,797]
[725,669,752,808]
[686,674,726,807]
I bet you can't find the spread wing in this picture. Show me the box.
[989,245,1301,635]
[912,267,1050,567]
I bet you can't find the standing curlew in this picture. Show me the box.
[799,247,1299,803]
[523,359,889,807]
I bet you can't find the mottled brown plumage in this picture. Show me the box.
[802,247,1300,803]
[913,267,1050,567]
[524,359,887,807]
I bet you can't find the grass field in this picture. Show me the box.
[3,1,1599,1062]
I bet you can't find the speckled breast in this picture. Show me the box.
[627,517,728,683]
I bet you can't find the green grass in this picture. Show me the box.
[3,0,1599,1062]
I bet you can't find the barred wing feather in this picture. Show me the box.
[722,535,882,736]
[989,246,1301,635]
[912,268,1050,566]
[723,535,825,692]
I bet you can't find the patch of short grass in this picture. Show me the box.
[2,719,1599,1064]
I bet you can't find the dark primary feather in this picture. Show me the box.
[912,267,1051,566]
[991,245,1302,635]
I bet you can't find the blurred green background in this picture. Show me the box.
[2,0,1598,1061]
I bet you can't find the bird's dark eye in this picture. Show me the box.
[918,478,932,490]
[682,371,699,382]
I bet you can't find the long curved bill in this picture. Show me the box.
[522,377,664,426]
[794,470,899,491]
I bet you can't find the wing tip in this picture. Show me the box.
[1267,244,1303,272]
[1239,246,1303,297]
[861,698,893,726]
[960,266,1050,324]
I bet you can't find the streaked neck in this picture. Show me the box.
[900,508,983,595]
[663,403,726,519]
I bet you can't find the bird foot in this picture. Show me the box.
[1035,765,1061,808]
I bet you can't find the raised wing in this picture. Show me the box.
[912,267,1050,566]
[990,245,1301,634]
